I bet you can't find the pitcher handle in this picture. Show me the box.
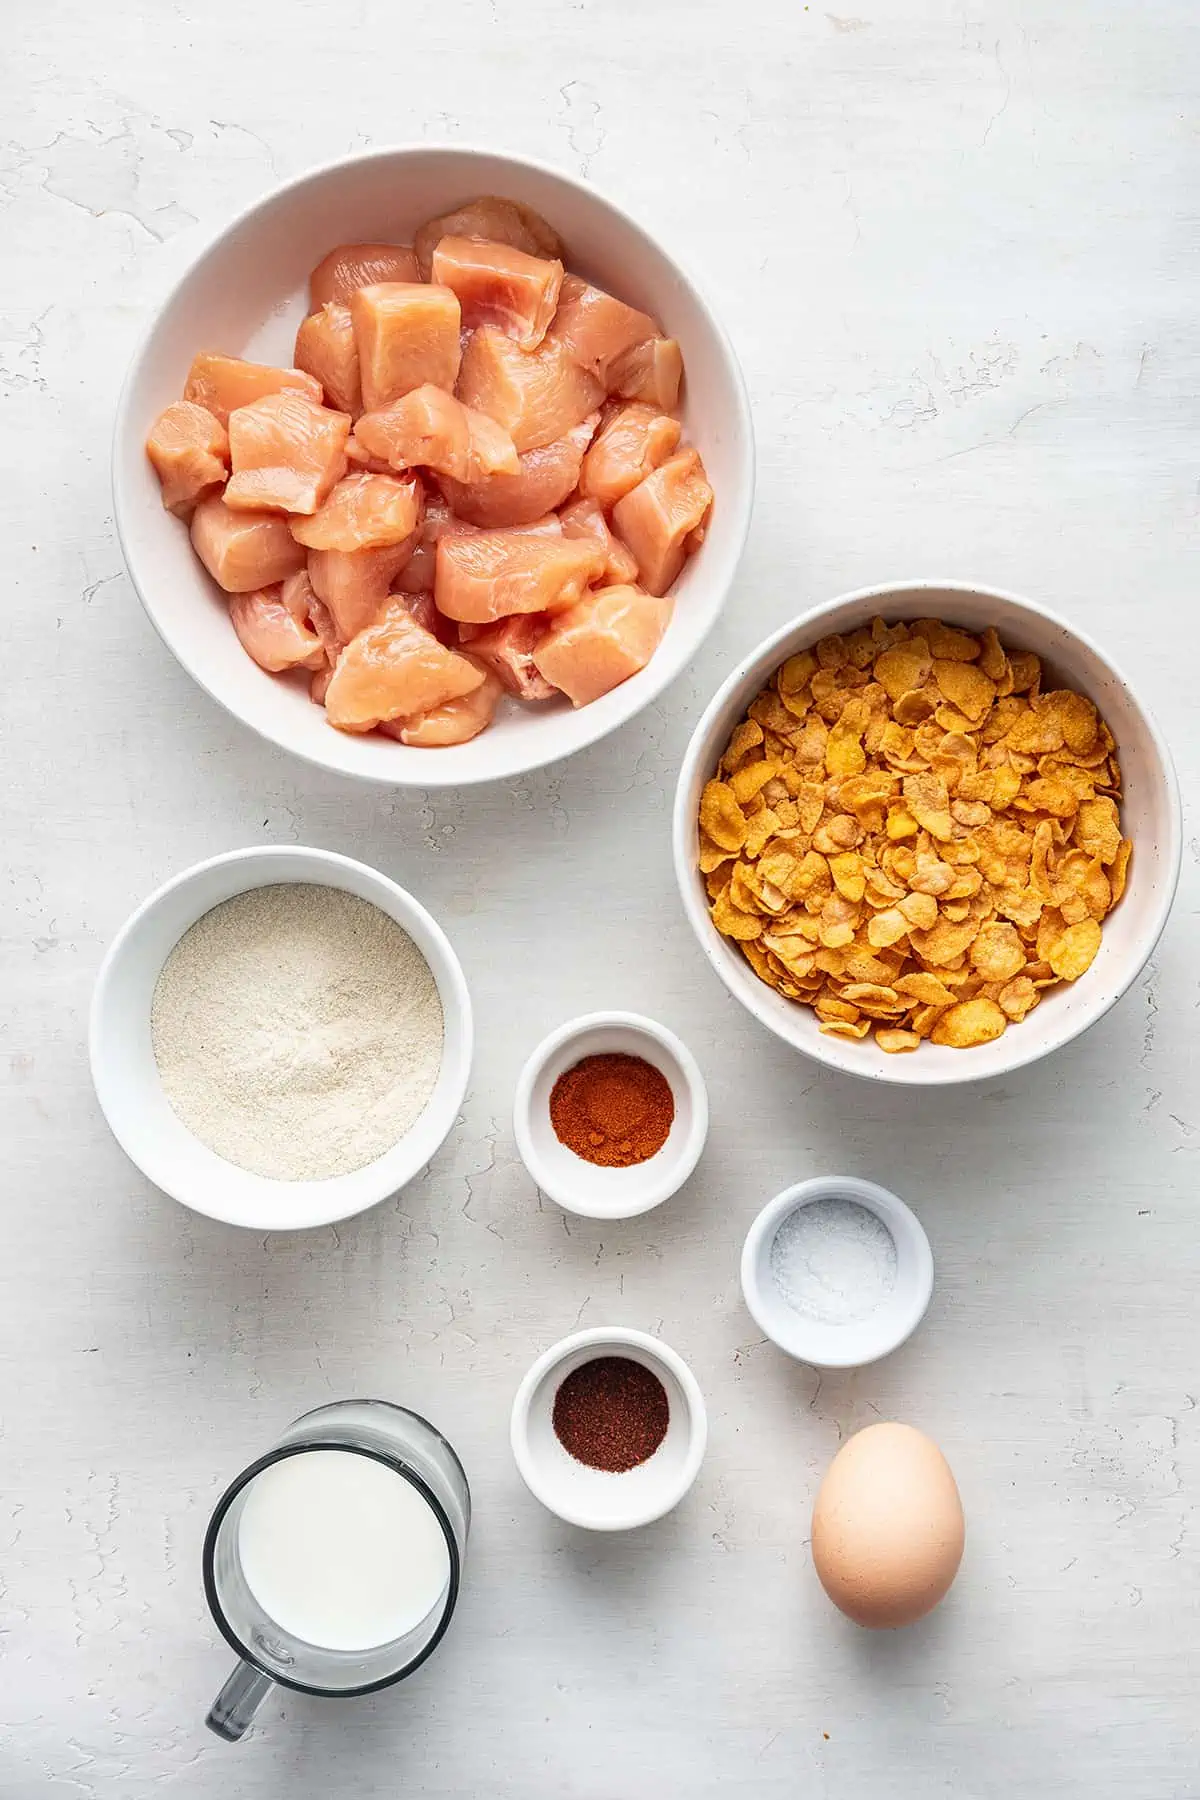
[206,1660,275,1742]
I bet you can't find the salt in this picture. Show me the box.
[769,1198,897,1325]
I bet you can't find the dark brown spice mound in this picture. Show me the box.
[552,1355,670,1472]
[548,1052,675,1168]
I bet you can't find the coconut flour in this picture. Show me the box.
[151,883,444,1181]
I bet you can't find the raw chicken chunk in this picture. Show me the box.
[435,529,604,624]
[190,496,307,592]
[466,615,559,702]
[437,413,598,528]
[145,401,229,516]
[308,539,418,642]
[309,243,419,307]
[324,602,484,733]
[532,584,671,706]
[578,402,681,509]
[224,391,351,515]
[351,283,462,411]
[608,337,683,411]
[413,195,563,280]
[294,304,362,417]
[549,275,658,384]
[558,496,639,587]
[183,353,322,425]
[393,495,477,595]
[290,570,342,665]
[612,447,713,596]
[456,327,603,454]
[352,385,519,482]
[431,237,563,350]
[229,582,326,673]
[381,657,504,746]
[290,471,423,551]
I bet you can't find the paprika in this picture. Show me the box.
[548,1052,675,1168]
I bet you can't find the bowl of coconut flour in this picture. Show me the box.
[89,847,472,1230]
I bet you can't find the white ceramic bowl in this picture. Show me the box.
[510,1327,707,1531]
[89,845,472,1230]
[512,1012,708,1219]
[113,145,754,788]
[673,579,1182,1085]
[741,1176,934,1370]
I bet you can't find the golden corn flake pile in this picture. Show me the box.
[699,618,1131,1051]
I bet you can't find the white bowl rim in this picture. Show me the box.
[511,1009,709,1218]
[112,142,756,790]
[672,576,1183,1087]
[509,1324,709,1530]
[88,843,473,1229]
[740,1175,934,1369]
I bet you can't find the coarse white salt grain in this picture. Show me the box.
[769,1197,897,1325]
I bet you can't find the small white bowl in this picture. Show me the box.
[89,845,472,1231]
[741,1176,934,1370]
[673,579,1182,1085]
[512,1012,708,1219]
[113,145,754,788]
[510,1327,707,1531]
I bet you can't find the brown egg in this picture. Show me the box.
[811,1422,964,1628]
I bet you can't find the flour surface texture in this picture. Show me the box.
[151,883,444,1180]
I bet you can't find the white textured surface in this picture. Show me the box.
[2,3,1198,1793]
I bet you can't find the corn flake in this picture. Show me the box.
[704,618,1127,1053]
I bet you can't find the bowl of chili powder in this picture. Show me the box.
[510,1326,708,1530]
[513,1011,708,1218]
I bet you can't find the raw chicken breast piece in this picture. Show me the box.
[308,539,418,642]
[145,401,229,517]
[612,447,713,596]
[351,283,462,411]
[183,352,322,425]
[294,304,362,417]
[413,195,563,280]
[578,403,681,510]
[558,496,639,587]
[437,412,598,528]
[352,385,519,482]
[456,327,603,453]
[466,614,559,702]
[435,529,605,624]
[324,602,484,733]
[431,237,563,350]
[289,570,342,666]
[382,657,504,746]
[549,275,659,384]
[190,496,307,593]
[392,589,456,644]
[229,583,326,673]
[224,391,351,515]
[532,584,672,707]
[290,471,423,551]
[309,243,419,307]
[393,495,479,595]
[608,337,683,411]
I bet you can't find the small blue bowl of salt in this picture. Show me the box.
[740,1176,933,1369]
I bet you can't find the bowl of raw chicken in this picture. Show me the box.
[114,147,754,785]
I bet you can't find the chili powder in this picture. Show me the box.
[552,1356,670,1472]
[548,1052,674,1168]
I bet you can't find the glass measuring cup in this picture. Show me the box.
[203,1399,470,1741]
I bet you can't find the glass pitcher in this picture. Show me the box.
[203,1399,470,1742]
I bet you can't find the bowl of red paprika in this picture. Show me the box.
[512,1011,709,1219]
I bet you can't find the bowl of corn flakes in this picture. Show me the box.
[673,581,1180,1084]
